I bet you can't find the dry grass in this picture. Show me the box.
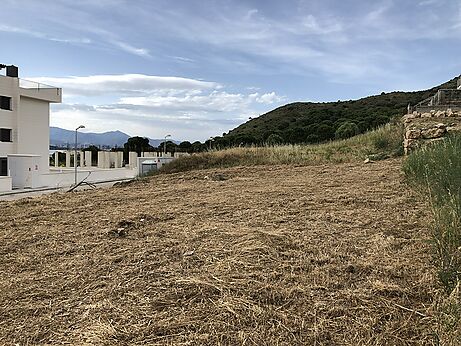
[161,124,404,174]
[0,159,437,345]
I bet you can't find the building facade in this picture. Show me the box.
[0,65,61,190]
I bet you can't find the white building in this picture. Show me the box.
[0,65,62,190]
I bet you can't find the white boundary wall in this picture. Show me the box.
[41,167,137,189]
[0,176,12,192]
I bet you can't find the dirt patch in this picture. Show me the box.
[0,159,436,345]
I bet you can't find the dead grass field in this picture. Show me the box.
[0,159,437,345]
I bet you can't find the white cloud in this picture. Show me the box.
[256,92,284,104]
[0,24,92,44]
[419,0,439,6]
[110,41,150,58]
[33,74,220,97]
[44,74,284,141]
[301,15,343,35]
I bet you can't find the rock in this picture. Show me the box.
[413,111,419,116]
[435,110,446,117]
[405,129,421,139]
[435,123,446,129]
[421,127,446,139]
[364,158,374,164]
[447,125,461,133]
[183,250,195,256]
[403,115,414,123]
[211,173,228,181]
[403,114,416,120]
[421,112,432,118]
[404,138,419,149]
[108,227,127,237]
[447,109,454,117]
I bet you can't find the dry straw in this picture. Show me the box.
[0,159,437,345]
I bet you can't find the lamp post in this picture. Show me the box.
[74,125,85,185]
[164,134,171,156]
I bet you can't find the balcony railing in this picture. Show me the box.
[19,78,58,90]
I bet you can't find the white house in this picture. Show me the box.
[0,65,61,191]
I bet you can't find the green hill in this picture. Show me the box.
[216,77,458,146]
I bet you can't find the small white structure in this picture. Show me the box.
[8,154,41,189]
[137,156,176,175]
[0,65,61,191]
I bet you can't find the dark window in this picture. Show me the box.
[0,158,7,176]
[0,96,11,110]
[0,128,12,142]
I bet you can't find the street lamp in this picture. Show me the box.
[74,125,85,185]
[164,134,171,156]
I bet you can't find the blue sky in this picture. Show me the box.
[2,0,461,141]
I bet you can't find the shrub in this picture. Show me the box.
[266,134,284,146]
[335,122,360,139]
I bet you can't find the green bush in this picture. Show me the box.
[335,122,360,139]
[266,133,284,146]
[403,134,461,292]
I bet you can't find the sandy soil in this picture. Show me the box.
[0,159,436,345]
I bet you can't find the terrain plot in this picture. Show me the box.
[0,160,435,345]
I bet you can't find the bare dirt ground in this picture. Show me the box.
[0,159,436,345]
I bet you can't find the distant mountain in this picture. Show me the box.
[50,127,179,148]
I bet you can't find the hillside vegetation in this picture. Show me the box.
[160,123,403,174]
[215,77,458,147]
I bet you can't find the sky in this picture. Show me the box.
[2,0,461,142]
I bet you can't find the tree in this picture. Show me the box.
[335,122,360,140]
[163,141,178,154]
[123,136,153,156]
[266,133,284,146]
[316,124,334,141]
[191,141,205,152]
[178,141,192,153]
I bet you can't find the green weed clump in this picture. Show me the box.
[403,134,461,344]
[404,135,461,291]
[161,123,403,174]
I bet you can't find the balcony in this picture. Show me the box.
[19,79,62,103]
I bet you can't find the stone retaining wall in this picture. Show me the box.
[403,109,461,154]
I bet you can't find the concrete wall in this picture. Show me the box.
[16,97,50,173]
[0,176,12,192]
[98,151,111,169]
[42,167,137,188]
[84,151,92,167]
[128,152,138,168]
[19,87,61,103]
[0,75,20,158]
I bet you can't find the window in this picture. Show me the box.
[0,158,7,176]
[0,128,12,142]
[0,96,11,110]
